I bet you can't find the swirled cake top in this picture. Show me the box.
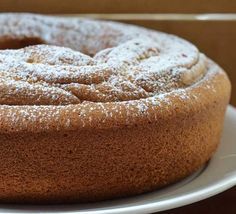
[0,14,207,105]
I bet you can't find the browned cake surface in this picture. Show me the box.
[0,13,231,203]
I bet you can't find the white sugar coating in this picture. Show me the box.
[0,13,209,106]
[0,13,223,131]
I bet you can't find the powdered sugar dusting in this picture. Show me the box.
[0,14,208,106]
[0,14,221,132]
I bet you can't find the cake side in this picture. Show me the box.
[0,60,231,203]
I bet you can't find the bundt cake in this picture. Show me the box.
[0,13,231,203]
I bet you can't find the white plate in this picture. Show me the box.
[1,106,236,214]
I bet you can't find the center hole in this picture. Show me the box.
[0,37,44,50]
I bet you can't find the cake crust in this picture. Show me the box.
[0,13,231,203]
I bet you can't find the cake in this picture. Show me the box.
[0,13,231,203]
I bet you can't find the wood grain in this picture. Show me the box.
[1,0,236,13]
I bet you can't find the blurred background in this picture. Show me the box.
[0,0,235,213]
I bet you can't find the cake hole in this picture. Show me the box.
[0,37,44,50]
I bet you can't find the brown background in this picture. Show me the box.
[0,0,236,213]
[1,0,236,13]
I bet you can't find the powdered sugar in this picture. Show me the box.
[0,14,209,106]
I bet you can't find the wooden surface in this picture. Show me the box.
[1,0,236,13]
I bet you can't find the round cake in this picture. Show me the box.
[0,13,231,203]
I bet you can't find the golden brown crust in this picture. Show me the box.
[0,61,231,203]
[0,14,231,203]
[0,60,230,133]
